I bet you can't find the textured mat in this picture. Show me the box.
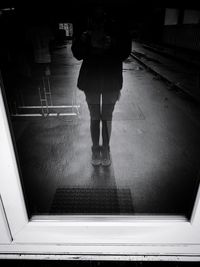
[50,187,134,214]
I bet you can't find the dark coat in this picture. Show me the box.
[71,21,132,93]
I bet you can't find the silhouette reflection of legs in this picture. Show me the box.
[102,101,116,149]
[90,119,100,148]
[85,91,119,165]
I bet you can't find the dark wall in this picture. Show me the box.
[163,25,200,51]
[162,8,200,51]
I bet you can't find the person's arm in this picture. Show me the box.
[108,21,132,61]
[71,31,91,60]
[119,32,132,61]
[112,30,132,61]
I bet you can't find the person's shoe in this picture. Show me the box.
[101,146,111,166]
[91,147,101,166]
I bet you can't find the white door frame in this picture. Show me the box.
[1,84,200,259]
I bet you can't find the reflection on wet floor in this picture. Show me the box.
[11,41,200,217]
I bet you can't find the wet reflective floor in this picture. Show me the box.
[10,41,200,217]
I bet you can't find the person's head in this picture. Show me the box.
[88,5,107,29]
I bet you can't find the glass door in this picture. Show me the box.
[1,3,200,258]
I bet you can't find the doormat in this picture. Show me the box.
[50,187,134,214]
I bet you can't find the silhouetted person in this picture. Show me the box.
[72,6,131,166]
[27,20,54,76]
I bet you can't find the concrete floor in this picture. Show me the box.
[11,41,200,217]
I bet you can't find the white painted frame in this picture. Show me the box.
[1,83,200,260]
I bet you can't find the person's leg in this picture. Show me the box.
[102,115,113,150]
[101,90,120,165]
[85,91,101,165]
[90,119,100,150]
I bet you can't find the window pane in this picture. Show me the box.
[164,8,179,25]
[1,4,200,218]
[183,10,200,24]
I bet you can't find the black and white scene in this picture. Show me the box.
[1,0,200,217]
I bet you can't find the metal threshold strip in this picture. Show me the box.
[18,105,80,109]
